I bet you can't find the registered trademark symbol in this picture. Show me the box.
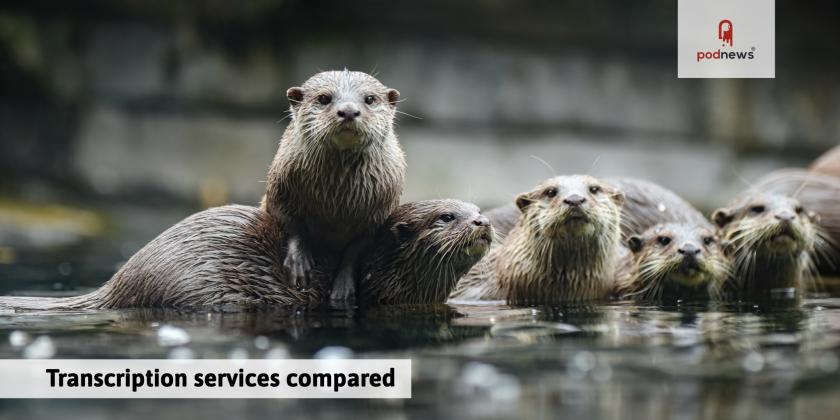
[751,47,756,51]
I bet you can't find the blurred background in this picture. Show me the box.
[1,0,839,292]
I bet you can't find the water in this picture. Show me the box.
[0,294,839,419]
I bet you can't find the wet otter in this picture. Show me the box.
[810,145,840,178]
[358,200,493,306]
[712,182,831,299]
[484,177,707,241]
[450,175,625,304]
[750,169,840,272]
[0,200,490,311]
[613,223,730,302]
[261,70,406,303]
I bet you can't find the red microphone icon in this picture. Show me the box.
[718,19,733,47]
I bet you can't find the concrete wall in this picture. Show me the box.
[2,1,839,212]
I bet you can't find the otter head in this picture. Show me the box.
[625,223,729,301]
[712,192,824,295]
[390,200,493,271]
[361,199,494,305]
[286,70,400,150]
[514,175,624,241]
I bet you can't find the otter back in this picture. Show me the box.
[0,206,328,311]
[811,145,840,179]
[605,178,711,237]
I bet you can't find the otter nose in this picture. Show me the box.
[775,210,795,222]
[678,242,700,256]
[336,104,361,121]
[473,215,490,227]
[563,194,586,207]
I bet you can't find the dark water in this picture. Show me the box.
[1,293,840,419]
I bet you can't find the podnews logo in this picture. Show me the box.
[696,19,756,62]
[678,0,774,78]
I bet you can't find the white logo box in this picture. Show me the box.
[678,0,775,78]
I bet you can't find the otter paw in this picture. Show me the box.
[283,249,313,288]
[329,273,357,305]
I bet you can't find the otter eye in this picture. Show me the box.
[317,94,332,105]
[703,236,715,246]
[439,213,455,223]
[543,187,558,198]
[364,95,377,105]
[795,205,804,214]
[657,236,672,246]
[589,185,601,194]
[750,205,765,214]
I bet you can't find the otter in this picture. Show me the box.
[450,175,625,304]
[750,169,840,271]
[613,223,730,302]
[484,177,707,241]
[810,145,840,178]
[261,70,406,304]
[0,200,490,311]
[712,180,831,300]
[358,200,493,306]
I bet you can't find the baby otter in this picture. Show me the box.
[0,200,490,311]
[810,145,840,178]
[712,189,829,300]
[261,70,406,303]
[613,223,730,302]
[358,200,493,306]
[450,175,625,304]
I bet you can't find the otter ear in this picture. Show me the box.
[386,89,400,107]
[287,87,304,108]
[515,193,534,212]
[712,208,734,228]
[611,190,626,207]
[627,236,644,253]
[391,222,413,242]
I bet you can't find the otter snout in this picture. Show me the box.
[336,103,361,122]
[472,215,493,243]
[466,216,493,257]
[563,194,586,207]
[473,215,490,227]
[774,210,795,222]
[677,242,700,257]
